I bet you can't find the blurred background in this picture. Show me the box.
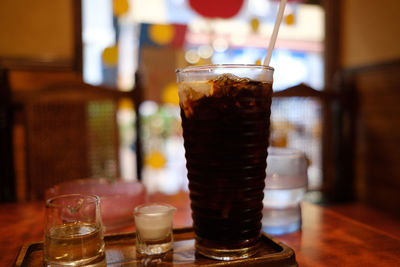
[0,0,399,219]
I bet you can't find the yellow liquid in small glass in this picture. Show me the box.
[44,222,105,266]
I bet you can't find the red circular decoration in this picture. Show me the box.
[189,0,244,19]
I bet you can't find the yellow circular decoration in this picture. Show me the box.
[145,151,166,169]
[250,18,260,33]
[162,83,179,105]
[149,24,174,45]
[102,46,118,67]
[285,13,295,25]
[255,59,262,65]
[113,0,129,16]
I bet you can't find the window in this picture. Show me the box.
[82,0,326,194]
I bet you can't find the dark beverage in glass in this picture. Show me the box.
[176,65,274,260]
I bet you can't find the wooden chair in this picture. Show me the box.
[12,79,135,201]
[272,84,339,194]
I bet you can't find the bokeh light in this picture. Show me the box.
[185,49,200,64]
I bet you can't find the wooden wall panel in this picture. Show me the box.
[340,0,400,68]
[0,0,82,71]
[350,61,400,218]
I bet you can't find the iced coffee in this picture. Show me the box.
[177,64,274,260]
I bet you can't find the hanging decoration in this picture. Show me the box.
[250,17,260,33]
[139,24,187,48]
[285,13,295,25]
[102,45,118,67]
[189,0,244,19]
[269,0,300,26]
[113,0,129,17]
[139,23,187,48]
[148,24,175,46]
[145,151,167,169]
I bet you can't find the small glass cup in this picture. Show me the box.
[262,147,308,235]
[134,203,176,255]
[44,194,106,267]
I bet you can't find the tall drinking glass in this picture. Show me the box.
[44,194,105,266]
[176,64,274,260]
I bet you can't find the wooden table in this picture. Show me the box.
[1,191,400,266]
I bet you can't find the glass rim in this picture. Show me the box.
[176,64,274,74]
[134,203,176,216]
[46,193,100,208]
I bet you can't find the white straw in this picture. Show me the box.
[263,0,288,66]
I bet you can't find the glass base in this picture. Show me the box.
[195,241,260,261]
[136,241,173,255]
[262,205,302,235]
[44,252,106,267]
[262,219,301,235]
[136,234,174,255]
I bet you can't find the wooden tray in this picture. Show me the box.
[14,227,297,266]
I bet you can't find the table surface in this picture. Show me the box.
[1,191,400,267]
